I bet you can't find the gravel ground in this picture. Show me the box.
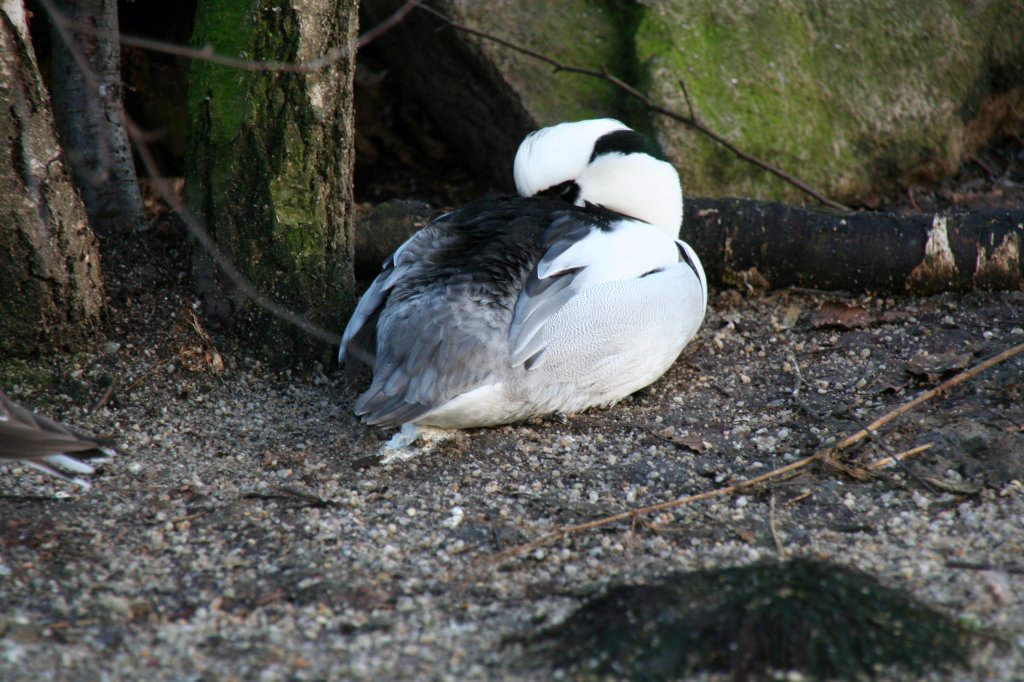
[2,248,1023,680]
[3,137,1024,680]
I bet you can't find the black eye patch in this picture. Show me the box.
[589,129,667,162]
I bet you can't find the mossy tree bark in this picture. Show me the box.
[187,0,357,365]
[0,2,104,357]
[49,0,147,234]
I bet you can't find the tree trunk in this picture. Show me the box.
[187,0,358,364]
[0,2,104,356]
[49,0,147,234]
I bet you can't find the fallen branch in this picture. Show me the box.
[484,340,1024,567]
[685,198,1024,293]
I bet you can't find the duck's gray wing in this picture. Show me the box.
[508,212,686,369]
[0,390,116,487]
[343,199,551,426]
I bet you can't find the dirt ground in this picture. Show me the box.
[2,138,1024,680]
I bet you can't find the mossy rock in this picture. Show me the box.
[367,0,1024,205]
[635,0,1024,203]
[362,0,638,189]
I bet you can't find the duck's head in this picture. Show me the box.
[513,119,683,237]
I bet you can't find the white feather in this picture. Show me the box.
[513,118,628,197]
[341,118,708,431]
[575,152,683,237]
[538,219,680,283]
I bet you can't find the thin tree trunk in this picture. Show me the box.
[50,0,146,234]
[0,1,104,356]
[187,0,358,364]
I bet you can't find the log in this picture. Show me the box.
[683,198,1024,293]
[352,197,1024,294]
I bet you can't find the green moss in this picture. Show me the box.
[189,1,258,166]
[464,1,629,125]
[633,0,1023,203]
[186,0,356,364]
[0,360,56,393]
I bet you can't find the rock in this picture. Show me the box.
[362,0,630,187]
[637,0,1024,203]
[364,1,1024,203]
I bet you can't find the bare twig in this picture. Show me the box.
[90,380,117,413]
[678,79,697,121]
[488,452,820,566]
[768,491,786,558]
[863,443,934,471]
[946,560,1024,576]
[417,3,850,211]
[45,0,423,73]
[788,352,827,420]
[843,408,936,492]
[831,341,1024,453]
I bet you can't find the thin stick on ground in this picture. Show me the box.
[843,408,936,492]
[769,491,786,559]
[946,560,1024,576]
[864,442,934,471]
[832,341,1024,453]
[483,340,1024,568]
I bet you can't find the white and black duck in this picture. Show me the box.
[0,389,116,488]
[340,118,707,431]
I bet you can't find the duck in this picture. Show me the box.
[340,118,706,434]
[0,389,116,488]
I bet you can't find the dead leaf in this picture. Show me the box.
[907,351,972,381]
[670,435,707,453]
[651,427,707,453]
[173,308,226,374]
[777,305,801,330]
[810,301,870,329]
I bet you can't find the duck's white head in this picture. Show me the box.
[513,119,683,237]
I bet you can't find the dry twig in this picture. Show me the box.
[863,443,934,471]
[831,341,1024,453]
[44,0,423,73]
